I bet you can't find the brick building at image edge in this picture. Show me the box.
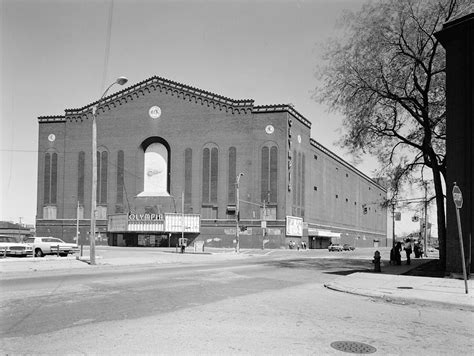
[36,75,387,249]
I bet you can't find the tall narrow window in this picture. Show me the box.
[184,148,192,205]
[228,147,236,204]
[78,151,85,204]
[292,149,297,202]
[269,146,278,203]
[297,152,302,206]
[96,151,108,204]
[202,145,218,204]
[210,148,218,203]
[261,147,269,203]
[43,152,58,205]
[116,150,124,204]
[44,153,51,205]
[202,148,210,204]
[301,153,305,208]
[261,145,278,203]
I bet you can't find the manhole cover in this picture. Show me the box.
[330,341,377,354]
[397,286,414,289]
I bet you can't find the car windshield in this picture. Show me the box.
[49,238,64,243]
[0,236,17,243]
[25,238,35,244]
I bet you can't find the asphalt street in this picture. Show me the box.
[1,250,473,355]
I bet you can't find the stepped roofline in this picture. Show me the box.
[253,104,311,128]
[38,75,312,129]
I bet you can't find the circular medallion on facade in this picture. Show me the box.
[265,125,275,135]
[48,134,56,142]
[149,106,162,119]
[297,134,302,143]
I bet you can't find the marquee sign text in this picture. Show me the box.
[128,213,164,221]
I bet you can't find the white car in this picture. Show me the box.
[24,237,79,257]
[328,243,344,252]
[0,236,33,257]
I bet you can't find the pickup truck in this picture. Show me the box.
[24,237,79,257]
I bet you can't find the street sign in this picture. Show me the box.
[452,184,463,209]
[452,182,468,293]
[395,212,401,221]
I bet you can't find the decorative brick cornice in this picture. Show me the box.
[38,76,312,129]
[37,115,66,123]
[62,75,255,121]
[253,104,312,129]
[310,138,387,192]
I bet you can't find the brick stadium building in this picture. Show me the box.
[36,76,387,249]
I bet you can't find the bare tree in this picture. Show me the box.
[315,0,468,268]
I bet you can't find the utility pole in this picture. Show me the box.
[181,191,185,248]
[423,181,428,257]
[391,203,396,248]
[262,200,266,250]
[76,201,82,257]
[235,173,244,253]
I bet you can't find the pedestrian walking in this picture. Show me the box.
[404,238,413,265]
[395,241,402,265]
[414,240,423,258]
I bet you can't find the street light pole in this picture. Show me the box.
[391,202,396,248]
[90,76,128,265]
[235,173,244,253]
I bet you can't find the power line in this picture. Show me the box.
[100,0,114,94]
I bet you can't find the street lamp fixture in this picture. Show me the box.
[90,76,128,265]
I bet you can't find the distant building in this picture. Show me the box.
[0,221,35,242]
[36,76,387,249]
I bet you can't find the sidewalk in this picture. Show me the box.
[325,257,474,311]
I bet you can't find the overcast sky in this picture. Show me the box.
[1,0,426,235]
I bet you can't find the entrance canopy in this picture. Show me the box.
[108,213,200,233]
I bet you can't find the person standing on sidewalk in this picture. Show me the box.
[404,238,413,265]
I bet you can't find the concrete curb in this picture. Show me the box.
[324,273,474,312]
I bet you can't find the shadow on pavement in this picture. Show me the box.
[402,259,446,278]
[262,256,442,279]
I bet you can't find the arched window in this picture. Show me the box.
[138,137,171,197]
[116,150,124,204]
[184,148,192,208]
[228,147,236,204]
[43,152,58,205]
[261,145,277,203]
[97,150,108,204]
[202,145,218,204]
[291,150,305,217]
[77,151,85,204]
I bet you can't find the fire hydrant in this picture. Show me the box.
[373,250,381,272]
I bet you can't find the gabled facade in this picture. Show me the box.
[36,75,387,249]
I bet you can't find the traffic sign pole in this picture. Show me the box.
[452,183,468,294]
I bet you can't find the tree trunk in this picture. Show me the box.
[432,164,446,270]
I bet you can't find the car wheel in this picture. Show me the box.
[35,249,44,257]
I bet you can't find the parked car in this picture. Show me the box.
[0,236,33,257]
[24,237,79,257]
[328,243,344,252]
[343,244,355,251]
